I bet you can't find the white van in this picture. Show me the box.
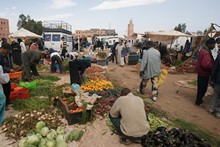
[43,32,73,52]
[43,21,73,52]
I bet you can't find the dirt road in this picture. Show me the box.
[107,62,220,137]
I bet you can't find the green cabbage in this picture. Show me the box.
[56,134,64,142]
[46,129,57,140]
[62,134,69,142]
[27,134,40,146]
[18,137,28,147]
[56,126,65,134]
[38,138,46,147]
[36,121,46,131]
[36,133,43,140]
[40,127,49,137]
[45,139,56,147]
[68,130,84,141]
[26,131,35,137]
[56,141,67,147]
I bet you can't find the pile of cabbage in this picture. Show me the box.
[18,121,84,147]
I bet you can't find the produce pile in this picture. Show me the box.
[144,127,211,147]
[148,113,169,131]
[176,60,196,73]
[80,79,113,91]
[85,66,105,74]
[61,97,83,113]
[2,107,64,140]
[13,64,22,72]
[18,121,84,147]
[90,89,121,116]
[36,64,50,72]
[87,72,106,80]
[89,89,121,98]
[95,98,117,116]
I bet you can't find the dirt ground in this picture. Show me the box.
[106,62,220,137]
[1,62,220,147]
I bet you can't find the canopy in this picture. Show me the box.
[147,30,191,44]
[9,28,41,39]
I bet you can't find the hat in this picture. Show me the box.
[206,38,216,44]
[146,41,154,47]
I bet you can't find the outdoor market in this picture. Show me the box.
[0,13,220,147]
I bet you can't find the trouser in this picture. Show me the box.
[61,48,67,58]
[30,65,40,76]
[111,53,118,64]
[109,114,123,135]
[0,92,6,125]
[51,55,63,73]
[139,77,159,98]
[209,84,220,112]
[195,75,209,105]
[2,80,11,106]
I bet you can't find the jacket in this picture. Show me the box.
[196,46,214,76]
[140,47,161,79]
[211,53,220,85]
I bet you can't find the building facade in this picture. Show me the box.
[0,18,10,40]
[128,19,134,37]
[74,29,116,38]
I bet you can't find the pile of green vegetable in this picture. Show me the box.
[143,127,211,147]
[37,64,50,72]
[2,107,64,140]
[148,113,169,131]
[18,121,84,147]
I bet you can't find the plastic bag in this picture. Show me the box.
[71,83,81,94]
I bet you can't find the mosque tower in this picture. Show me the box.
[128,18,134,37]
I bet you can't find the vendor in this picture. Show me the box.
[0,65,9,125]
[0,42,14,110]
[109,88,150,145]
[50,52,63,74]
[22,50,42,81]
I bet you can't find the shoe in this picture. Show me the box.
[152,97,157,101]
[119,137,132,145]
[137,89,144,95]
[216,113,220,118]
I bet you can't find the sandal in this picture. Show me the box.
[119,137,132,145]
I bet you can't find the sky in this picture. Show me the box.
[0,0,220,36]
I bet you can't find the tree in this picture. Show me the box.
[174,23,187,33]
[17,14,43,35]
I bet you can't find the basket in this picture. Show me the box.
[13,87,29,93]
[9,92,18,101]
[9,71,22,79]
[18,93,30,99]
[19,80,37,89]
[55,98,91,125]
[11,83,17,90]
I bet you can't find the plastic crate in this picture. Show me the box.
[55,98,92,125]
[128,55,139,65]
[97,60,108,66]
